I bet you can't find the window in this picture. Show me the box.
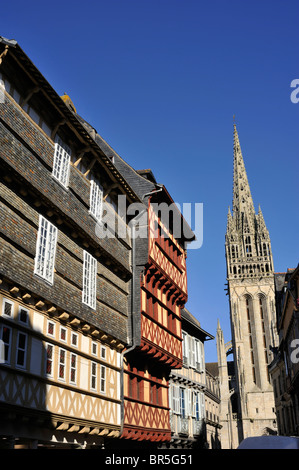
[180,387,186,418]
[182,332,188,366]
[92,341,97,356]
[100,346,106,360]
[194,392,200,420]
[58,348,66,380]
[82,251,97,309]
[150,382,161,406]
[246,297,256,384]
[2,299,14,318]
[91,362,97,391]
[195,339,204,372]
[16,332,27,368]
[45,343,54,377]
[60,326,67,342]
[34,215,58,284]
[245,236,252,258]
[90,178,103,222]
[100,365,106,393]
[200,392,205,419]
[188,337,196,369]
[47,320,55,338]
[70,353,77,384]
[52,135,71,188]
[171,384,180,414]
[0,73,4,103]
[18,306,29,324]
[71,332,78,347]
[0,325,12,364]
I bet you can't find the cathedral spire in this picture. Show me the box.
[232,124,255,225]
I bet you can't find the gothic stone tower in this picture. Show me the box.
[225,124,278,443]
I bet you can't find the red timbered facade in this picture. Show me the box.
[121,188,194,446]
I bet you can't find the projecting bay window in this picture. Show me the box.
[34,216,58,284]
[52,135,71,188]
[89,178,103,222]
[82,251,97,309]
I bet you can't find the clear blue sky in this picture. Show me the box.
[1,0,298,362]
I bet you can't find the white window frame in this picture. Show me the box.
[45,343,54,378]
[2,298,14,319]
[195,339,204,372]
[187,389,192,417]
[60,326,67,343]
[172,384,180,414]
[52,135,71,188]
[82,251,97,309]
[47,320,55,338]
[71,332,78,348]
[16,331,28,369]
[91,341,97,357]
[188,336,196,369]
[100,365,106,394]
[91,361,97,391]
[0,72,4,104]
[182,331,188,365]
[100,345,106,360]
[0,324,12,364]
[89,178,103,222]
[58,347,67,381]
[34,215,58,284]
[70,352,77,385]
[180,387,186,418]
[192,391,197,418]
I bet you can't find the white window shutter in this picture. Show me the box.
[191,337,196,368]
[200,392,205,418]
[193,392,197,419]
[187,389,192,416]
[175,385,180,414]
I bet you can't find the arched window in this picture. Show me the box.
[259,296,270,382]
[245,236,252,258]
[245,296,256,384]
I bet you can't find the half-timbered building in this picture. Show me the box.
[69,105,197,445]
[0,36,139,448]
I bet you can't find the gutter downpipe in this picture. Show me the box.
[119,185,164,438]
